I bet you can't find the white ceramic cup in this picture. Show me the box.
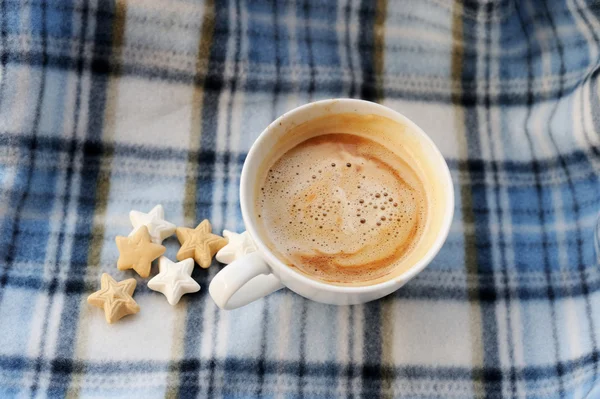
[209,99,454,310]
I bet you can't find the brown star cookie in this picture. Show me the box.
[116,225,165,278]
[176,220,228,268]
[87,273,140,324]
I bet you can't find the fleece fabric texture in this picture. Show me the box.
[1,0,600,398]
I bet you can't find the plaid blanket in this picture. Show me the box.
[1,0,600,397]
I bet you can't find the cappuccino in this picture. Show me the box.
[256,130,429,285]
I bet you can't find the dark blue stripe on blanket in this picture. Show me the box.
[460,2,500,398]
[0,132,597,176]
[2,351,599,384]
[3,267,600,301]
[47,2,113,397]
[178,1,229,398]
[31,0,77,396]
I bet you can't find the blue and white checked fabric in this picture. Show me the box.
[1,0,599,398]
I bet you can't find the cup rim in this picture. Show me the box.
[240,98,454,294]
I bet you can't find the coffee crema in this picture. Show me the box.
[256,132,429,285]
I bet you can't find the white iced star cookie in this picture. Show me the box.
[129,204,176,244]
[147,257,200,305]
[215,230,257,264]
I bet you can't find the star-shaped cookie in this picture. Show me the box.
[129,204,176,244]
[215,230,257,264]
[176,220,227,268]
[116,225,166,278]
[87,273,140,324]
[147,257,200,305]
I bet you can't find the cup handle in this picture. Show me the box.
[209,252,285,310]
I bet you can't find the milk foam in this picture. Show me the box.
[256,133,428,284]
